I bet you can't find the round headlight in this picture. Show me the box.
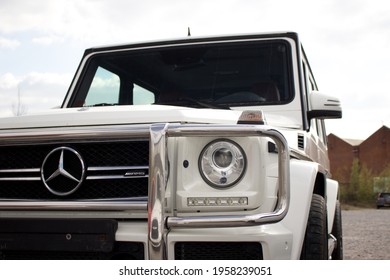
[199,140,246,188]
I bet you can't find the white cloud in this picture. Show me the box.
[0,73,20,89]
[1,0,389,42]
[0,72,72,117]
[0,36,20,49]
[32,35,65,46]
[22,72,72,86]
[90,76,119,89]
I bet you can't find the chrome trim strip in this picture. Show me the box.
[0,168,41,181]
[0,166,149,181]
[87,165,150,180]
[0,175,149,181]
[0,177,41,181]
[88,166,149,171]
[86,175,149,180]
[148,123,169,260]
[0,125,150,146]
[0,200,147,210]
[82,196,148,202]
[0,168,40,173]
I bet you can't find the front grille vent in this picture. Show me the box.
[175,242,263,260]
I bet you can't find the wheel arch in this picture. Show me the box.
[302,168,339,235]
[313,172,326,197]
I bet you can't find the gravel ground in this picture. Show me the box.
[342,208,390,260]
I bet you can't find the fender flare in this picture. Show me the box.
[281,159,319,259]
[326,178,339,234]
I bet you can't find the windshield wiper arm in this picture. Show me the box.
[88,103,118,107]
[179,97,230,110]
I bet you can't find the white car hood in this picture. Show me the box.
[0,105,243,130]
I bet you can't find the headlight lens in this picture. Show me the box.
[199,140,246,188]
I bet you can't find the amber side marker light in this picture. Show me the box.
[237,110,266,125]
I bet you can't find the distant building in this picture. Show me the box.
[328,126,390,185]
[359,126,390,175]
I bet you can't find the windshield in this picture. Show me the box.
[69,40,293,108]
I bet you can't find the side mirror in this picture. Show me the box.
[308,91,342,120]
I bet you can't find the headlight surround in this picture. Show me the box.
[199,139,246,188]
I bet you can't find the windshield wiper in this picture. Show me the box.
[88,103,118,107]
[179,97,230,110]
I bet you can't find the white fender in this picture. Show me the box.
[326,178,339,233]
[282,159,319,259]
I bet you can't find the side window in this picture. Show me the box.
[84,67,120,106]
[133,84,155,105]
[83,67,155,106]
[303,52,324,143]
[302,60,309,96]
[309,79,316,91]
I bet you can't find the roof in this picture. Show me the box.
[328,133,363,146]
[84,32,299,55]
[329,125,390,146]
[343,138,364,146]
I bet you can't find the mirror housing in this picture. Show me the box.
[308,91,342,120]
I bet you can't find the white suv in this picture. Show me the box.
[0,32,342,259]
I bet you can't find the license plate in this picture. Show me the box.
[0,219,118,252]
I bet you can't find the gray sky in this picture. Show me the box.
[1,0,389,140]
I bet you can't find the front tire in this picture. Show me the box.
[300,194,328,260]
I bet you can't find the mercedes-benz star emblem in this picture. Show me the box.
[41,147,86,196]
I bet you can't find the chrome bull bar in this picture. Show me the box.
[148,123,290,259]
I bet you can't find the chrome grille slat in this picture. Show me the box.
[0,166,150,180]
[88,166,148,171]
[0,168,40,173]
[0,177,41,181]
[0,168,41,181]
[86,165,149,180]
[86,175,149,180]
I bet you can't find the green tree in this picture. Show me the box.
[375,165,390,192]
[341,159,375,206]
[342,158,359,204]
[357,164,373,204]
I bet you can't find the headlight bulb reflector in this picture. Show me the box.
[199,140,246,188]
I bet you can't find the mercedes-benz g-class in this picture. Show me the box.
[0,32,343,260]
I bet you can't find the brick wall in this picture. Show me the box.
[328,126,390,184]
[328,134,358,183]
[359,126,390,176]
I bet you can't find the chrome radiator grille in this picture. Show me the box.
[0,140,149,200]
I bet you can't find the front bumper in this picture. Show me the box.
[116,220,293,259]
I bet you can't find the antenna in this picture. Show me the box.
[187,27,191,37]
